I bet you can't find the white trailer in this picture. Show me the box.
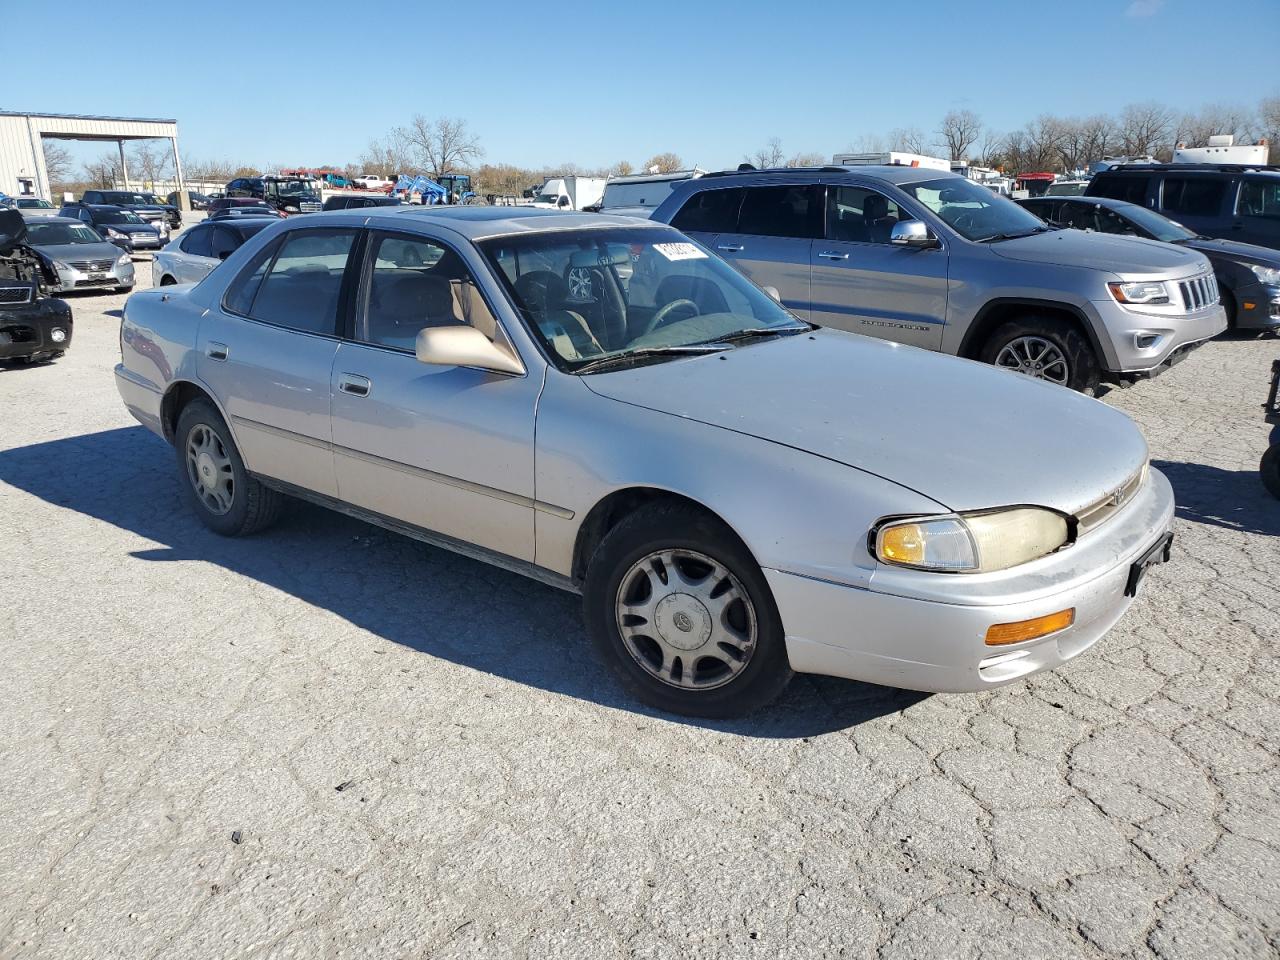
[530,176,607,211]
[1173,135,1270,166]
[831,151,951,172]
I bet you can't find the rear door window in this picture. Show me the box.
[180,225,213,257]
[210,225,244,260]
[1161,177,1227,217]
[224,229,357,335]
[670,187,745,234]
[737,184,824,239]
[1091,175,1150,205]
[1238,180,1280,218]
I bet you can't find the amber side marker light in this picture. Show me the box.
[985,608,1075,646]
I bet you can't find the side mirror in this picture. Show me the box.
[762,285,782,302]
[558,196,570,208]
[890,220,939,248]
[415,325,524,376]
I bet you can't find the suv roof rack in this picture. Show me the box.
[1105,161,1280,174]
[701,166,852,179]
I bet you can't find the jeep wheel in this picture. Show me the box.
[583,502,793,718]
[981,316,1101,395]
[175,399,283,536]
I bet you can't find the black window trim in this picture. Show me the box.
[179,223,213,257]
[345,226,519,365]
[219,225,364,341]
[671,184,747,235]
[1159,174,1230,218]
[732,181,826,241]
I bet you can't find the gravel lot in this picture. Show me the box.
[1,244,1278,960]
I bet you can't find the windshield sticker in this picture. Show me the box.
[653,242,708,262]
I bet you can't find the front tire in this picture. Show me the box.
[583,502,793,717]
[980,316,1101,395]
[1262,444,1280,500]
[174,399,283,536]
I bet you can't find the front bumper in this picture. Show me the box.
[51,259,134,293]
[766,468,1176,693]
[0,298,73,359]
[1232,281,1280,330]
[124,233,164,250]
[1092,298,1227,375]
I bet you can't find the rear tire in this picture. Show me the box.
[1261,444,1280,500]
[582,501,793,717]
[980,315,1101,395]
[159,275,177,286]
[174,399,283,536]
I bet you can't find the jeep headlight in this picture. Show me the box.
[874,508,1070,573]
[117,252,131,266]
[1248,264,1280,285]
[1108,280,1170,305]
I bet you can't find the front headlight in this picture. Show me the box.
[874,508,1070,573]
[1248,263,1280,285]
[53,259,72,274]
[1108,280,1170,305]
[117,253,131,266]
[105,227,125,239]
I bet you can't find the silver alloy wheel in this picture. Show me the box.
[615,549,758,691]
[185,423,235,516]
[567,267,593,301]
[994,335,1070,385]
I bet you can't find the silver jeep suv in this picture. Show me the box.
[650,167,1227,392]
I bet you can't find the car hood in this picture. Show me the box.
[581,329,1149,515]
[1180,236,1280,267]
[989,228,1204,274]
[31,241,122,261]
[105,223,158,233]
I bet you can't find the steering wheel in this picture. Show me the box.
[641,298,700,337]
[950,210,981,234]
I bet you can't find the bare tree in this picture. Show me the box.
[746,137,785,168]
[83,152,121,188]
[1261,96,1280,163]
[846,134,888,153]
[608,160,634,177]
[398,116,484,179]
[939,109,982,162]
[1176,103,1256,148]
[786,151,826,167]
[642,152,683,173]
[1118,101,1174,157]
[128,142,170,186]
[42,141,73,186]
[974,128,1006,168]
[357,133,413,177]
[888,127,930,154]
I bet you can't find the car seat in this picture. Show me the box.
[863,194,895,243]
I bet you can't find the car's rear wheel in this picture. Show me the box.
[1261,443,1280,500]
[174,399,283,536]
[583,502,793,717]
[981,316,1101,395]
[159,275,177,286]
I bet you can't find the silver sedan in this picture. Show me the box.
[23,216,134,293]
[114,208,1175,717]
[152,216,277,287]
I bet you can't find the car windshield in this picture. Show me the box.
[1046,182,1087,196]
[270,180,314,195]
[903,176,1049,241]
[480,226,809,373]
[1110,203,1196,242]
[26,222,103,245]
[16,199,51,208]
[99,210,145,224]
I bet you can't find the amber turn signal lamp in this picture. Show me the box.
[984,608,1075,646]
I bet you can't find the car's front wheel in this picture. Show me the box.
[583,502,793,717]
[981,316,1101,395]
[174,399,283,536]
[1261,443,1280,500]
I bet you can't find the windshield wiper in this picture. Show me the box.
[575,344,727,374]
[703,324,811,346]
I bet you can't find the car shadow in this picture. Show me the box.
[1152,458,1280,536]
[0,426,927,736]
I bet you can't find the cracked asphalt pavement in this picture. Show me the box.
[1,250,1278,959]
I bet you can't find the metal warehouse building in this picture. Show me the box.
[0,110,186,207]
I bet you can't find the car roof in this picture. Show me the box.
[309,205,662,239]
[1097,164,1280,179]
[24,215,82,224]
[693,165,957,187]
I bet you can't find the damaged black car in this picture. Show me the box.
[0,209,73,365]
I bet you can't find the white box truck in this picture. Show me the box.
[530,176,607,211]
[831,151,951,172]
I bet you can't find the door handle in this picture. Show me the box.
[338,373,371,397]
[817,251,849,260]
[716,244,745,253]
[206,341,228,361]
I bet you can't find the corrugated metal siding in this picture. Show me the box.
[0,113,178,199]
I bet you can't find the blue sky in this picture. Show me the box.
[9,0,1278,173]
